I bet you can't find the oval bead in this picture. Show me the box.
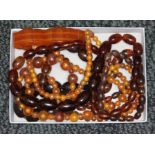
[26,116,39,122]
[98,41,111,55]
[10,83,21,96]
[76,91,90,106]
[24,49,36,59]
[109,34,122,44]
[41,99,58,110]
[134,112,141,119]
[139,95,146,104]
[13,103,24,118]
[133,42,143,55]
[8,69,18,83]
[49,43,62,51]
[58,100,76,112]
[47,53,56,65]
[78,51,87,61]
[61,82,70,94]
[36,46,49,55]
[123,34,136,45]
[99,111,110,120]
[121,103,131,112]
[111,109,121,117]
[13,56,25,69]
[32,56,43,68]
[67,44,79,53]
[41,64,51,74]
[130,80,138,91]
[20,96,38,107]
[112,92,120,99]
[128,91,137,102]
[125,116,134,122]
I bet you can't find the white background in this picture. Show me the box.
[0,0,155,155]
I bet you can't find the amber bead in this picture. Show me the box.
[13,56,25,69]
[109,34,122,44]
[130,81,138,91]
[25,88,34,96]
[13,103,24,118]
[20,95,38,107]
[20,67,29,77]
[42,64,51,74]
[78,51,87,61]
[98,41,111,55]
[55,112,64,122]
[8,69,18,83]
[83,111,93,121]
[76,91,90,106]
[128,91,137,102]
[139,95,146,104]
[70,112,79,122]
[68,73,78,83]
[32,56,43,68]
[123,34,136,45]
[25,75,32,84]
[36,46,49,55]
[24,49,35,59]
[23,107,33,116]
[112,92,120,99]
[133,42,143,55]
[39,111,48,121]
[46,53,56,65]
[61,60,71,71]
[118,94,127,102]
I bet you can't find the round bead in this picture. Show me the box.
[70,112,79,122]
[61,61,71,71]
[83,111,93,121]
[32,57,43,68]
[20,67,29,77]
[55,112,64,122]
[23,107,33,116]
[42,64,51,74]
[39,111,48,121]
[47,53,56,65]
[68,74,78,83]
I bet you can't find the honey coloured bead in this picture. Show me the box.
[83,111,93,121]
[20,67,29,77]
[32,56,43,68]
[118,94,127,102]
[23,107,33,116]
[39,111,48,121]
[70,112,79,122]
[61,60,71,71]
[13,56,25,70]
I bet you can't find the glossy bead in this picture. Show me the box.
[61,82,70,94]
[133,42,143,55]
[23,107,33,116]
[61,60,71,71]
[58,100,76,112]
[20,96,38,107]
[24,49,35,59]
[67,44,79,53]
[41,99,58,111]
[125,57,133,65]
[13,56,25,69]
[128,91,137,102]
[139,95,146,104]
[32,56,43,68]
[111,109,121,117]
[68,74,78,83]
[123,34,136,45]
[93,57,103,73]
[112,92,120,99]
[55,112,64,122]
[42,64,51,74]
[20,67,29,77]
[134,112,141,119]
[130,81,138,91]
[98,111,110,120]
[49,43,61,51]
[10,83,21,96]
[26,116,39,122]
[133,56,142,66]
[69,112,79,122]
[25,75,32,84]
[137,74,145,85]
[76,91,90,106]
[47,53,56,65]
[8,69,18,83]
[36,46,49,55]
[98,41,111,55]
[83,111,93,121]
[25,88,34,96]
[103,82,112,93]
[118,94,127,102]
[137,104,144,112]
[109,34,122,44]
[37,73,47,86]
[122,49,134,57]
[39,111,48,121]
[121,102,131,112]
[78,51,87,61]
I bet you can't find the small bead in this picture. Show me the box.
[70,112,79,122]
[32,57,43,68]
[23,107,33,116]
[61,61,71,71]
[39,111,48,121]
[55,112,64,122]
[83,111,93,121]
[47,53,56,65]
[68,74,78,83]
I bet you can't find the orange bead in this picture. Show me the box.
[114,79,120,85]
[23,107,33,116]
[115,101,121,106]
[70,112,79,122]
[61,60,71,71]
[118,83,124,90]
[118,94,127,102]
[39,111,48,121]
[107,76,114,83]
[83,111,93,121]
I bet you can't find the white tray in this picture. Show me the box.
[9,27,147,124]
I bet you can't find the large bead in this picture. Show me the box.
[32,56,43,68]
[13,56,25,69]
[8,69,18,83]
[76,91,90,106]
[47,53,56,65]
[109,34,122,44]
[24,49,35,59]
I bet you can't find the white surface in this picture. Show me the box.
[9,27,147,123]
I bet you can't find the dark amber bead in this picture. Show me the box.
[132,67,140,78]
[36,46,49,55]
[133,56,142,66]
[43,83,53,93]
[20,67,29,77]
[112,92,120,99]
[118,117,125,122]
[110,109,121,117]
[110,116,118,121]
[10,83,21,96]
[93,56,103,73]
[13,56,25,69]
[41,64,51,74]
[123,34,136,45]
[125,57,133,65]
[26,116,39,122]
[88,76,99,89]
[128,91,136,102]
[109,34,122,44]
[134,112,141,119]
[41,99,58,111]
[99,111,110,120]
[76,91,90,106]
[130,81,138,91]
[137,74,145,85]
[133,42,143,55]
[138,87,145,94]
[61,82,70,94]
[32,56,43,68]
[91,45,98,55]
[13,103,24,118]
[137,104,144,112]
[24,49,35,59]
[49,43,61,51]
[98,41,111,55]
[139,95,146,104]
[122,49,134,57]
[58,100,76,112]
[47,53,56,65]
[20,96,38,107]
[37,73,47,86]
[78,51,87,61]
[125,116,134,121]
[67,44,79,53]
[55,112,64,122]
[8,69,18,83]
[121,103,131,112]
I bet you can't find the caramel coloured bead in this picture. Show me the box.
[70,112,79,122]
[68,73,78,83]
[32,56,43,68]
